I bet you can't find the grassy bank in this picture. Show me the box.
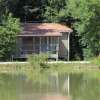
[0,62,99,74]
[0,53,100,74]
[0,61,100,83]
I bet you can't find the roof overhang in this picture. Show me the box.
[18,31,62,37]
[17,23,73,37]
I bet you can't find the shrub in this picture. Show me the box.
[28,53,49,69]
[0,13,21,60]
[91,56,100,67]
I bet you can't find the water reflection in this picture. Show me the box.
[70,73,100,100]
[0,72,100,100]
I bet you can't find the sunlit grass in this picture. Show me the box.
[0,62,99,75]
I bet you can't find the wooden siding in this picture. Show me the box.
[59,33,68,60]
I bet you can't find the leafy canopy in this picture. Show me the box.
[0,13,21,60]
[66,0,100,59]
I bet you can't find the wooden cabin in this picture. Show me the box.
[15,23,73,60]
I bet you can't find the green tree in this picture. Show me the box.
[0,13,21,60]
[0,0,42,22]
[66,0,100,59]
[9,0,42,22]
[42,0,67,22]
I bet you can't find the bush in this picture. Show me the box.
[28,53,49,69]
[91,56,100,67]
[0,13,21,60]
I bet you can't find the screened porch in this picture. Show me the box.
[17,36,59,60]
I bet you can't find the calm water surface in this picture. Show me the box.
[0,72,100,100]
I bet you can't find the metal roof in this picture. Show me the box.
[18,23,73,37]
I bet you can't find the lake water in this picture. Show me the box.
[0,72,100,100]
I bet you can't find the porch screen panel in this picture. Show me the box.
[41,37,47,52]
[21,37,33,54]
[49,37,58,54]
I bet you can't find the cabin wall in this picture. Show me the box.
[59,33,68,60]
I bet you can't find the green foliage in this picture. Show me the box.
[42,0,67,22]
[91,56,100,67]
[0,13,21,60]
[28,53,49,69]
[66,0,100,59]
[83,48,94,60]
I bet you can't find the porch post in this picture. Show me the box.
[40,37,41,53]
[68,32,71,61]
